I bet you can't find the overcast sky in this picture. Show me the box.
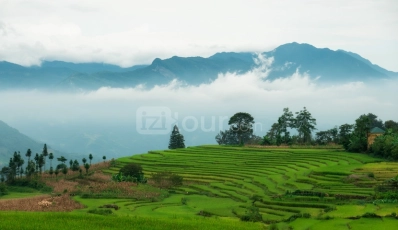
[0,0,397,71]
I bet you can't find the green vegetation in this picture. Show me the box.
[168,125,185,149]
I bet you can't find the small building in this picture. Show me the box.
[367,127,385,148]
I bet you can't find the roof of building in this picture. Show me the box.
[370,127,385,134]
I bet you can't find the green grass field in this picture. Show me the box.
[2,145,398,229]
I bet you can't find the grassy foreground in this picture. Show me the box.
[0,211,261,230]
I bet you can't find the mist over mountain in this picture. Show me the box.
[0,120,86,166]
[0,43,396,91]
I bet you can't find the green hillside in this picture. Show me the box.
[97,146,398,228]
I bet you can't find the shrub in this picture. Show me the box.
[99,204,119,210]
[181,197,187,205]
[362,212,381,218]
[240,206,262,222]
[151,172,183,188]
[87,209,113,215]
[0,183,8,196]
[118,163,146,183]
[197,210,213,217]
[119,163,142,178]
[269,223,279,230]
[368,172,375,178]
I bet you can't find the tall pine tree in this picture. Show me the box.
[168,125,185,149]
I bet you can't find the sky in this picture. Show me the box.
[0,0,397,71]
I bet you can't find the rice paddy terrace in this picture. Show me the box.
[103,146,398,227]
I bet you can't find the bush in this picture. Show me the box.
[151,171,183,188]
[119,163,142,178]
[269,223,279,230]
[87,209,113,215]
[362,212,381,218]
[368,172,375,178]
[197,210,213,217]
[7,179,52,193]
[0,183,8,196]
[240,206,262,222]
[118,163,146,183]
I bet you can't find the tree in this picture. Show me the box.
[277,108,295,144]
[385,120,398,133]
[84,163,90,175]
[102,156,106,163]
[54,168,59,178]
[42,144,48,171]
[69,160,73,170]
[89,154,93,165]
[367,113,384,129]
[339,124,353,150]
[25,149,32,162]
[49,167,54,177]
[370,129,398,160]
[348,114,371,152]
[57,156,67,164]
[72,160,80,171]
[265,123,281,145]
[38,154,45,174]
[62,167,68,178]
[215,129,240,145]
[294,107,317,144]
[228,112,255,145]
[49,153,54,168]
[25,160,36,178]
[82,158,87,165]
[168,125,185,149]
[315,127,339,145]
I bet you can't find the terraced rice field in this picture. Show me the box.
[98,146,398,225]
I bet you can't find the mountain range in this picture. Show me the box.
[1,42,396,91]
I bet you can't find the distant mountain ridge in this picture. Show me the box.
[0,42,396,90]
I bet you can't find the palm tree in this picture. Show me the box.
[49,167,54,177]
[89,154,93,165]
[49,153,54,168]
[54,168,59,178]
[25,149,32,162]
[84,163,90,175]
[38,154,45,174]
[102,156,106,163]
[62,167,68,178]
[42,144,48,171]
[57,156,67,164]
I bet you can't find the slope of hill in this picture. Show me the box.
[0,120,81,166]
[264,43,391,81]
[0,120,44,165]
[99,145,397,228]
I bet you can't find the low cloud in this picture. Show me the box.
[0,58,396,136]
